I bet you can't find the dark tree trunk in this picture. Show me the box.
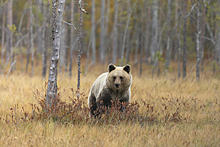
[196,0,201,81]
[139,20,144,76]
[182,0,187,78]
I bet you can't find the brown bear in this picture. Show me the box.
[88,63,132,117]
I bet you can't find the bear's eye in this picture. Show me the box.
[120,76,123,80]
[113,76,116,80]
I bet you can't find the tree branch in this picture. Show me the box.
[79,0,88,14]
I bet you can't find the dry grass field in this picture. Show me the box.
[0,61,219,147]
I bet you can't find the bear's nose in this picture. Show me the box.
[115,83,119,88]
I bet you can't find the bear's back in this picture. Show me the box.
[90,72,108,97]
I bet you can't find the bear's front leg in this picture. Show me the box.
[118,97,129,112]
[96,91,112,116]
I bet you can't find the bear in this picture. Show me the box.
[88,63,132,117]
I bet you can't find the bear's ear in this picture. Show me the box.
[108,63,116,73]
[123,64,131,74]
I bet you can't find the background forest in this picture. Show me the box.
[1,0,220,78]
[0,0,220,147]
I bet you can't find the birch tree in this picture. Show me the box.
[200,3,206,72]
[164,0,171,70]
[100,0,105,63]
[112,0,119,64]
[150,0,159,75]
[29,0,34,76]
[120,0,134,66]
[6,0,13,68]
[196,0,201,81]
[125,0,131,64]
[218,0,220,66]
[182,0,187,78]
[46,0,66,109]
[144,0,151,64]
[1,4,5,68]
[59,23,67,76]
[91,0,96,64]
[139,19,144,75]
[42,1,47,78]
[178,13,182,79]
[77,0,87,97]
[69,0,75,78]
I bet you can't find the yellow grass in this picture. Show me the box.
[0,62,219,147]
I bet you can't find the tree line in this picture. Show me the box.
[0,0,220,81]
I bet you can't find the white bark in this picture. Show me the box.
[121,0,137,66]
[42,1,47,78]
[144,1,151,64]
[6,0,13,68]
[46,0,66,108]
[29,0,34,76]
[100,0,105,63]
[69,0,75,78]
[1,5,5,68]
[91,0,96,63]
[59,23,67,76]
[196,0,201,81]
[164,0,171,70]
[183,0,187,78]
[150,0,158,67]
[112,0,119,64]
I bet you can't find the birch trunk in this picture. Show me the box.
[134,24,139,65]
[125,0,131,64]
[164,0,171,70]
[6,0,13,68]
[139,19,144,76]
[200,5,205,72]
[105,0,110,59]
[46,0,66,109]
[150,0,158,72]
[29,0,34,76]
[182,0,187,78]
[59,23,66,76]
[100,0,105,63]
[112,0,119,64]
[1,5,5,68]
[144,1,151,64]
[91,0,96,64]
[26,9,30,73]
[69,0,75,78]
[218,0,220,66]
[120,0,132,66]
[77,0,86,98]
[174,0,178,61]
[196,0,201,81]
[178,4,182,79]
[42,1,47,78]
[17,4,26,73]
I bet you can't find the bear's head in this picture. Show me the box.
[106,63,132,92]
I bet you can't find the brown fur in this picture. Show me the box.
[88,64,132,117]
